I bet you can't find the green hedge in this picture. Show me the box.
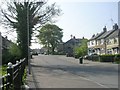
[2,51,21,64]
[2,43,22,65]
[86,54,120,63]
[114,54,120,64]
[100,54,120,63]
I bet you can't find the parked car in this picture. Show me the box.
[86,53,99,61]
[66,52,73,57]
[32,52,38,56]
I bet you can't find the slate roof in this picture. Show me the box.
[89,31,105,41]
[97,29,115,40]
[106,29,119,39]
[64,38,81,45]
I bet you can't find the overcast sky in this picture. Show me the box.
[0,0,119,49]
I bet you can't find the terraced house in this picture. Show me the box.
[87,26,107,55]
[88,23,120,55]
[0,33,14,55]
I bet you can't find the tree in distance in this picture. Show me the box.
[38,24,63,55]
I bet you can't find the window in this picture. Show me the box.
[106,39,109,45]
[100,39,104,45]
[91,41,94,45]
[114,38,117,44]
[107,49,112,54]
[107,39,111,45]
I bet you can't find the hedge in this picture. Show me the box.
[86,54,120,63]
[100,54,120,63]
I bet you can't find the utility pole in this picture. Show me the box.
[27,2,31,74]
[118,1,120,54]
[27,2,44,74]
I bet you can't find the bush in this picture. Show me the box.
[74,54,80,59]
[2,49,13,64]
[92,55,100,61]
[2,50,21,64]
[100,54,120,63]
[114,54,120,64]
[2,43,22,64]
[74,39,88,59]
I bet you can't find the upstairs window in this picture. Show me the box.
[114,38,117,44]
[100,39,104,45]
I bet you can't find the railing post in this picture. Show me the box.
[2,76,5,90]
[7,62,13,89]
[14,61,21,90]
[21,59,25,85]
[19,60,22,88]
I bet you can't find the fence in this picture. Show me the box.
[0,58,26,90]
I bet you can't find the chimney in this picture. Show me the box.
[70,34,73,39]
[103,26,107,32]
[73,36,76,39]
[92,34,95,38]
[113,23,119,30]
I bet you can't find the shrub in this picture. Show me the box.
[2,49,13,64]
[2,43,22,64]
[114,54,120,64]
[100,54,120,63]
[92,55,100,61]
[74,39,88,59]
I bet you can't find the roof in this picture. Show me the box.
[89,31,105,41]
[97,29,115,40]
[64,38,81,45]
[106,29,119,39]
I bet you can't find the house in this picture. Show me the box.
[2,36,13,51]
[87,26,107,55]
[56,42,64,54]
[106,27,120,54]
[95,28,115,55]
[0,34,15,56]
[88,23,120,55]
[63,36,82,56]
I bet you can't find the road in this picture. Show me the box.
[27,55,118,89]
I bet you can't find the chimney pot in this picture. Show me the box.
[103,26,107,32]
[113,23,119,30]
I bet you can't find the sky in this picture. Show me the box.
[48,1,118,42]
[0,0,119,49]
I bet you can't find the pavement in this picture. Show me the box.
[25,55,118,89]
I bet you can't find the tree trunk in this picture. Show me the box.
[51,45,55,55]
[47,43,50,55]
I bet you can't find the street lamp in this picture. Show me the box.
[27,1,43,74]
[118,2,120,54]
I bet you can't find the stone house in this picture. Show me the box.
[106,28,120,54]
[87,26,107,55]
[88,23,120,55]
[63,36,82,55]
